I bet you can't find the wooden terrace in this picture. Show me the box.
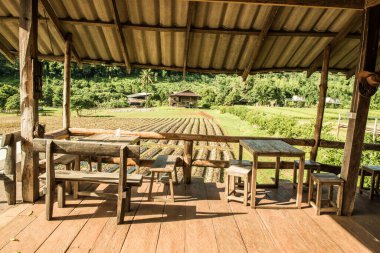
[0,179,380,253]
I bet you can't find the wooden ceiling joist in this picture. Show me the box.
[0,35,15,64]
[306,12,363,77]
[110,0,131,74]
[242,6,280,81]
[188,0,365,10]
[40,0,82,66]
[183,2,195,79]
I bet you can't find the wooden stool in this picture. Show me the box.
[359,166,380,200]
[308,173,344,215]
[293,160,320,188]
[225,160,252,206]
[148,155,180,202]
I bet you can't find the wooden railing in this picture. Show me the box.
[42,127,380,183]
[0,130,21,205]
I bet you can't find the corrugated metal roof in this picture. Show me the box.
[0,0,376,76]
[170,90,201,97]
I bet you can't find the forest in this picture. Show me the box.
[0,56,374,113]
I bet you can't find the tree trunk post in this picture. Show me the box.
[19,0,40,202]
[183,140,193,184]
[63,33,72,130]
[310,45,330,161]
[341,5,380,216]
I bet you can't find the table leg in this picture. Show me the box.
[296,155,305,208]
[275,157,280,188]
[238,144,243,161]
[251,154,258,209]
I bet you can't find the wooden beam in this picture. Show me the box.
[110,0,131,74]
[341,5,380,216]
[307,13,363,77]
[0,16,364,39]
[40,0,82,67]
[19,0,39,202]
[0,34,16,64]
[183,2,194,79]
[242,7,280,81]
[188,0,365,10]
[63,34,71,130]
[310,45,330,161]
[366,0,380,8]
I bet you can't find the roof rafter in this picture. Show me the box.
[40,0,82,66]
[183,2,195,79]
[110,0,132,74]
[188,0,365,10]
[306,12,363,77]
[242,6,280,81]
[0,16,364,39]
[0,34,16,64]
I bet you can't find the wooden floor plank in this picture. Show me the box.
[0,197,83,253]
[36,198,105,253]
[0,203,31,229]
[83,182,149,253]
[205,182,248,253]
[156,183,187,253]
[120,180,166,253]
[185,177,219,253]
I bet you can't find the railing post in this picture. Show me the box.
[336,113,341,139]
[373,118,378,142]
[4,134,16,205]
[184,140,193,184]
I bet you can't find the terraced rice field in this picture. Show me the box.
[108,117,235,182]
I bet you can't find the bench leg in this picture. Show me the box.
[73,156,80,199]
[370,172,376,200]
[376,173,380,194]
[359,168,365,194]
[126,187,131,212]
[57,181,66,208]
[275,157,280,188]
[148,172,155,201]
[225,174,230,202]
[315,184,322,215]
[244,176,249,206]
[65,164,73,195]
[174,166,179,184]
[46,177,54,221]
[169,173,175,202]
[337,183,343,216]
[117,191,126,224]
[308,176,313,206]
[328,185,334,202]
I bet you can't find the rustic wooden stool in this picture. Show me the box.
[293,160,320,188]
[148,155,180,202]
[308,173,344,215]
[359,166,380,200]
[225,160,252,206]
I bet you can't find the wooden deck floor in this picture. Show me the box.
[0,178,380,253]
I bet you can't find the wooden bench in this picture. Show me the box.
[359,165,380,199]
[225,160,252,206]
[33,138,141,224]
[148,155,180,202]
[293,160,320,188]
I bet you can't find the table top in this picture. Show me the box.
[79,134,140,145]
[239,139,304,157]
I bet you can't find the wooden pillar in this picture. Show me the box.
[4,134,16,205]
[63,34,72,130]
[341,5,380,216]
[310,45,330,161]
[183,140,193,184]
[19,0,40,202]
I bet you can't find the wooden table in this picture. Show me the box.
[79,134,140,171]
[239,139,305,209]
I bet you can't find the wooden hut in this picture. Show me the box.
[169,90,201,107]
[0,0,379,222]
[127,92,152,107]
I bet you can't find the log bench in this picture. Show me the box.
[33,138,141,224]
[359,165,380,200]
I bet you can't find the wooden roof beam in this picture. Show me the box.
[0,35,16,64]
[110,0,132,74]
[242,6,280,81]
[40,0,81,67]
[183,2,195,79]
[306,13,363,77]
[188,0,365,10]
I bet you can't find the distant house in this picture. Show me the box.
[169,90,201,108]
[127,92,152,107]
[285,95,306,107]
[325,97,341,108]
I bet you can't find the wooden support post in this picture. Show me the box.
[63,34,72,130]
[19,0,40,203]
[183,140,193,184]
[341,5,380,216]
[310,45,330,161]
[4,134,16,205]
